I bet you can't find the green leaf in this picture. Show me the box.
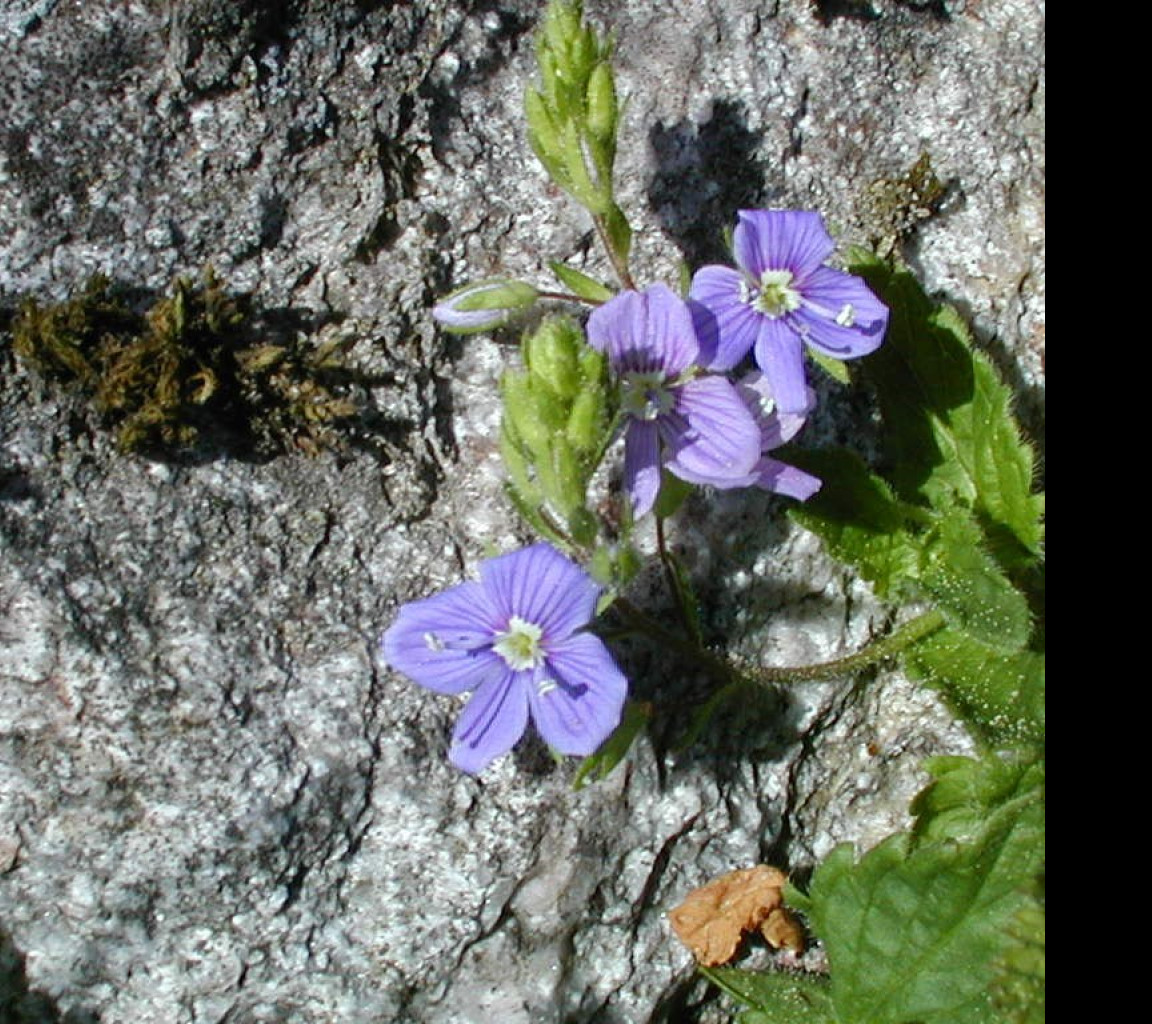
[698,967,835,1024]
[600,201,633,266]
[848,252,1044,561]
[652,469,692,519]
[787,448,922,598]
[919,509,1032,650]
[904,628,1045,747]
[572,699,650,789]
[910,752,1044,846]
[809,762,1044,1024]
[548,261,614,303]
[988,881,1045,1024]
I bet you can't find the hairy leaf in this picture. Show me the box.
[919,509,1032,650]
[699,967,835,1024]
[988,883,1045,1024]
[787,448,922,598]
[809,764,1043,1024]
[904,628,1045,746]
[848,252,1044,562]
[911,752,1044,845]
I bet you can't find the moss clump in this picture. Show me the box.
[11,269,357,457]
[858,152,949,259]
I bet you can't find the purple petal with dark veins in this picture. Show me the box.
[753,457,823,500]
[381,581,502,695]
[449,667,530,774]
[529,633,628,755]
[624,419,662,518]
[734,210,835,279]
[689,266,760,370]
[480,543,600,642]
[587,285,698,376]
[753,318,810,416]
[662,376,761,484]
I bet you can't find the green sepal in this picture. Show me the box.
[652,470,692,519]
[501,370,558,459]
[559,119,608,211]
[503,481,570,552]
[698,967,835,1024]
[500,420,543,508]
[448,278,539,313]
[525,87,570,187]
[538,434,586,518]
[589,541,642,590]
[548,261,614,303]
[584,61,618,182]
[572,698,650,790]
[567,506,599,548]
[809,348,851,384]
[566,388,607,454]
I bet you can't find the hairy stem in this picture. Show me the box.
[611,599,946,688]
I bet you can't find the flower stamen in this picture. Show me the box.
[492,616,546,670]
[750,270,802,319]
[621,371,676,421]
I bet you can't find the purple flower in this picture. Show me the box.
[669,370,822,501]
[380,543,627,775]
[586,284,761,518]
[689,210,889,414]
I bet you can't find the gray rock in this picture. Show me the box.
[1,1,1041,1021]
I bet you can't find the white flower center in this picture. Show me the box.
[492,616,546,670]
[750,269,802,319]
[621,371,675,421]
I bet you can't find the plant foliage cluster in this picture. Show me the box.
[441,3,1045,1021]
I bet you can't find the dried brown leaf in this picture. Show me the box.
[759,905,805,954]
[668,864,793,966]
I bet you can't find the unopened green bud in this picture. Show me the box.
[585,62,617,146]
[566,388,605,453]
[502,371,552,459]
[526,318,581,398]
[433,279,539,334]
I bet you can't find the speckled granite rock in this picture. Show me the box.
[0,1,1042,1021]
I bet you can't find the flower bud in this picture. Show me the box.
[432,279,539,334]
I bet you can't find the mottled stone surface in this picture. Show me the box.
[1,1,1041,1021]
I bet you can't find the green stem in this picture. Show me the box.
[656,515,695,637]
[593,213,637,291]
[611,600,945,688]
[536,289,604,307]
